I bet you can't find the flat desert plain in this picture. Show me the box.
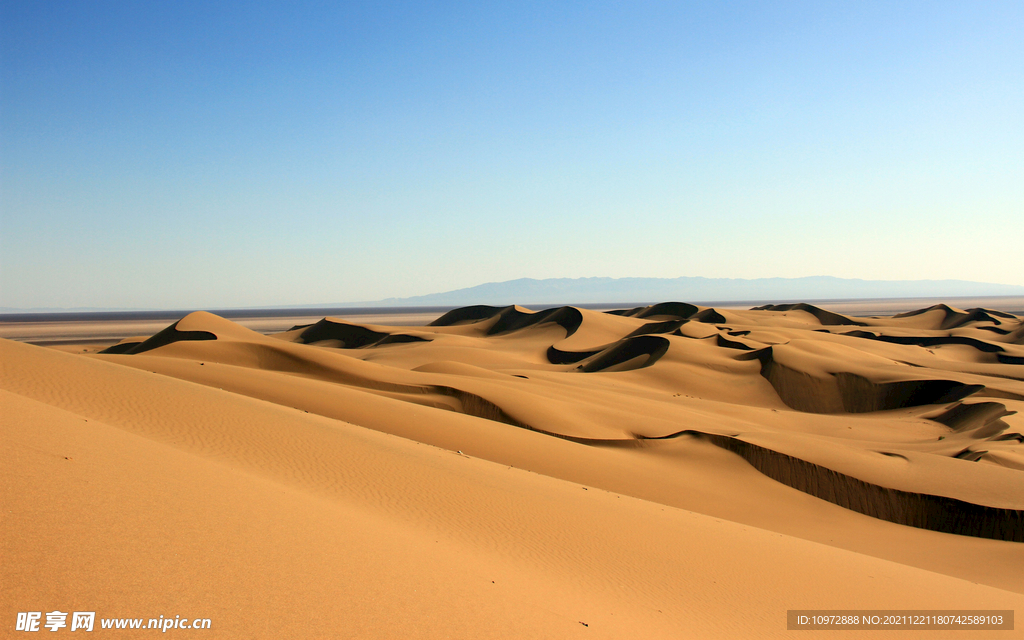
[2,300,1023,638]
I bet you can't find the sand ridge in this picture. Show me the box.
[3,300,1024,637]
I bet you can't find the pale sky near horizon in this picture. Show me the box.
[1,1,1021,309]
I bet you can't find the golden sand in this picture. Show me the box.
[3,302,1022,638]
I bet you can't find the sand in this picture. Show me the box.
[2,301,1023,638]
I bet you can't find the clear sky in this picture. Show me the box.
[1,1,1021,309]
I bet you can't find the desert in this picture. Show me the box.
[3,298,1023,638]
[4,2,1022,637]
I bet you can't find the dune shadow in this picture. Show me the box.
[894,305,1014,330]
[751,303,867,326]
[642,430,1023,542]
[843,330,1005,353]
[742,347,984,413]
[292,318,429,348]
[547,336,670,372]
[99,321,216,355]
[430,305,584,338]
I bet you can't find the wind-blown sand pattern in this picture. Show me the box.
[3,302,1023,638]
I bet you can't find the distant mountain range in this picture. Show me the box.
[346,276,1024,308]
[4,277,1023,314]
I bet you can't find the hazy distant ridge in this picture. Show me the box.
[357,276,1024,307]
[6,276,1023,313]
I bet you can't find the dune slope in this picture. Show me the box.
[4,301,1024,638]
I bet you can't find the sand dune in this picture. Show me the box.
[3,301,1024,637]
[754,302,870,326]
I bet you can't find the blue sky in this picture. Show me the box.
[2,1,1021,309]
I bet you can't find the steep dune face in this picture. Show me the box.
[92,304,1024,516]
[277,317,430,348]
[751,303,868,327]
[4,301,1024,637]
[751,345,986,414]
[893,304,1017,330]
